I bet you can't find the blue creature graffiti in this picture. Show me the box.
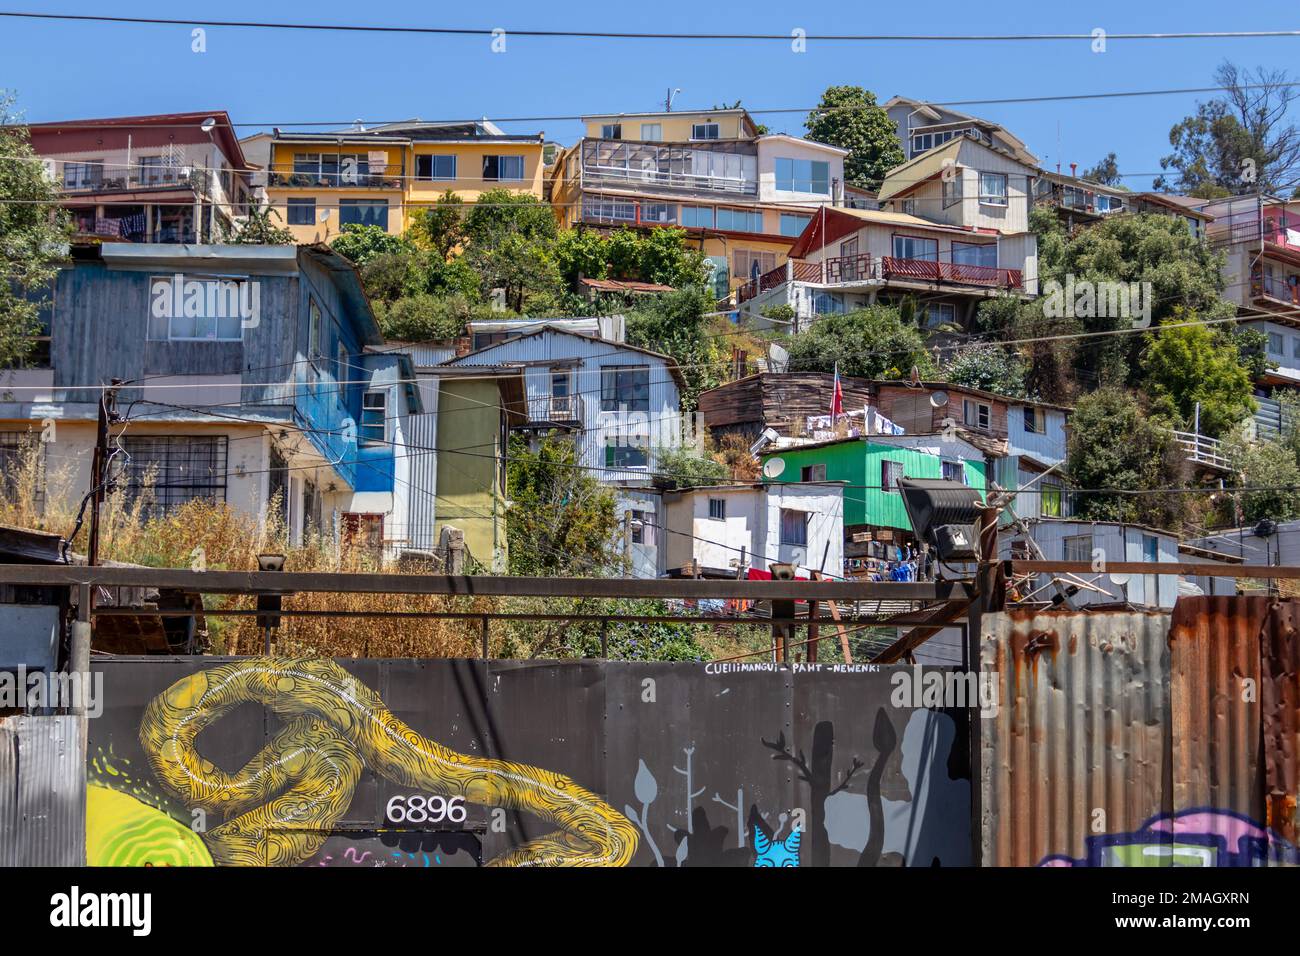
[1039,808,1300,867]
[753,826,801,867]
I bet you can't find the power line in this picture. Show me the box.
[3,12,1299,43]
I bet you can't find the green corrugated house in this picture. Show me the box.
[760,434,987,533]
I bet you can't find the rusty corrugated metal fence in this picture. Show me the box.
[981,596,1300,866]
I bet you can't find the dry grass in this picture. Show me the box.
[0,437,780,661]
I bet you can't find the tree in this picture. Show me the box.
[785,306,934,380]
[407,190,466,261]
[0,92,70,367]
[1140,317,1256,437]
[1081,153,1124,187]
[461,190,561,311]
[656,444,728,488]
[1066,387,1189,529]
[804,86,904,192]
[224,202,294,244]
[942,345,1026,398]
[505,435,619,576]
[372,293,494,343]
[1222,429,1300,524]
[331,223,411,266]
[626,288,727,411]
[1155,61,1300,197]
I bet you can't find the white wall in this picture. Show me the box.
[756,136,846,205]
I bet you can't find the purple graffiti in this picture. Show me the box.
[1039,808,1299,867]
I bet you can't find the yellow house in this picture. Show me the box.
[249,120,547,244]
[550,108,848,299]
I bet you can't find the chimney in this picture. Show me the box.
[454,335,473,357]
[1070,163,1077,178]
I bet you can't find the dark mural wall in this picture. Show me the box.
[86,658,971,868]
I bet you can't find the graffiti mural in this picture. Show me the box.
[88,658,972,867]
[1039,809,1300,867]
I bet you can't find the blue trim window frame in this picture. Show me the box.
[416,154,456,181]
[483,155,525,181]
[681,205,715,229]
[717,207,764,233]
[775,158,830,194]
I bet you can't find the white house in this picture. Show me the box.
[661,482,845,578]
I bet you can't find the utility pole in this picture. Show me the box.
[87,379,123,569]
[966,501,1004,869]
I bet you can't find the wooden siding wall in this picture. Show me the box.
[698,373,875,435]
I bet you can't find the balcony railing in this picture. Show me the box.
[526,393,584,426]
[579,140,757,196]
[736,255,1024,302]
[63,167,209,193]
[268,166,406,190]
[1172,430,1232,472]
[1252,272,1300,306]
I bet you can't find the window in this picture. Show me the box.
[882,459,904,492]
[63,160,102,189]
[979,172,1008,206]
[952,242,998,268]
[681,206,715,229]
[600,365,650,412]
[780,213,812,237]
[1023,406,1045,434]
[963,399,991,430]
[640,123,662,141]
[901,199,916,216]
[483,155,525,181]
[1063,534,1092,563]
[942,173,963,209]
[308,299,324,364]
[921,302,956,328]
[601,123,622,140]
[775,158,830,194]
[339,199,389,230]
[716,208,763,233]
[734,249,776,282]
[1041,483,1063,518]
[708,498,727,520]
[630,509,654,544]
[416,155,456,181]
[138,155,168,184]
[640,202,676,224]
[812,291,846,314]
[606,441,648,469]
[0,431,45,506]
[121,436,228,514]
[801,463,826,482]
[780,509,808,546]
[941,460,966,484]
[156,280,245,341]
[892,235,938,260]
[286,197,315,225]
[361,390,387,444]
[691,123,720,140]
[1269,331,1285,355]
[337,342,348,399]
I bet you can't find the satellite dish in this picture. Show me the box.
[319,210,330,222]
[762,458,786,479]
[930,390,950,408]
[1109,573,1131,586]
[200,117,217,133]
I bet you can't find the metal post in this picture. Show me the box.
[966,502,1003,868]
[69,583,92,717]
[480,616,490,659]
[87,380,121,569]
[600,619,609,659]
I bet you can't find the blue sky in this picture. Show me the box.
[2,1,1299,189]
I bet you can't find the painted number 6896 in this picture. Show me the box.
[385,794,467,825]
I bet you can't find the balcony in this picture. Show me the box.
[63,166,209,194]
[268,165,405,190]
[578,140,757,197]
[523,393,584,429]
[1251,271,1300,307]
[1172,430,1232,473]
[738,255,1023,303]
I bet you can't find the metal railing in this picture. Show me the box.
[1252,272,1300,305]
[526,393,584,425]
[268,166,406,189]
[579,141,758,196]
[1172,430,1232,471]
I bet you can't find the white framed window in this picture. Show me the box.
[416,155,456,181]
[708,498,727,520]
[952,242,998,268]
[942,173,963,209]
[780,508,808,546]
[922,302,957,328]
[734,249,776,282]
[901,199,917,216]
[640,123,662,141]
[963,399,991,430]
[801,463,826,482]
[361,390,388,444]
[1269,331,1285,355]
[691,123,720,140]
[941,460,966,484]
[601,123,622,140]
[979,172,1009,206]
[63,160,103,188]
[892,235,938,260]
[1063,534,1092,563]
[775,158,830,194]
[483,155,525,181]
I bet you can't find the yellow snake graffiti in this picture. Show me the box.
[136,658,638,867]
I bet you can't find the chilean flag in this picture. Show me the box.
[830,362,844,421]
